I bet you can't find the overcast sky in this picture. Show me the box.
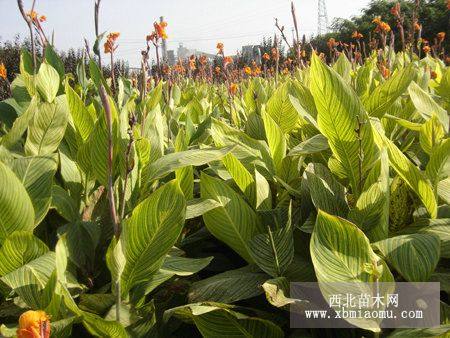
[1,0,370,67]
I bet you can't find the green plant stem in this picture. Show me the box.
[99,85,121,322]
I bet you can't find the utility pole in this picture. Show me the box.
[317,0,329,36]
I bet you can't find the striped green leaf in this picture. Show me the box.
[50,185,79,222]
[302,163,348,217]
[262,108,286,174]
[121,181,186,293]
[65,81,95,141]
[254,168,272,210]
[0,96,39,149]
[373,233,440,282]
[25,96,69,156]
[419,116,445,155]
[161,256,212,276]
[165,303,283,338]
[186,198,221,219]
[426,138,450,190]
[145,146,233,182]
[397,218,450,258]
[311,210,393,284]
[349,148,390,242]
[188,265,268,303]
[175,129,194,199]
[0,161,35,242]
[1,252,55,308]
[0,232,48,276]
[248,209,294,277]
[88,100,118,186]
[363,64,415,118]
[333,53,352,84]
[311,211,393,332]
[266,83,299,133]
[310,54,375,196]
[221,153,255,205]
[11,154,58,224]
[211,118,275,179]
[36,62,60,103]
[289,134,329,156]
[409,81,449,132]
[373,124,438,218]
[200,173,264,262]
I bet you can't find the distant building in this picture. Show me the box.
[167,50,176,65]
[176,43,216,62]
[177,43,196,60]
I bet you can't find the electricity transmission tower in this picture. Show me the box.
[317,0,329,36]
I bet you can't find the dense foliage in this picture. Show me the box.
[0,0,450,336]
[0,37,129,101]
[0,42,449,337]
[312,0,449,54]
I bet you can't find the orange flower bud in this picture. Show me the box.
[0,63,7,80]
[17,310,50,338]
[223,56,233,67]
[229,83,238,95]
[243,66,252,75]
[437,32,446,42]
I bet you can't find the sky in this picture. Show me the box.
[0,0,370,67]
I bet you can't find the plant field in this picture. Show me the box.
[0,1,449,337]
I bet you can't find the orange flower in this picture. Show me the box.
[352,31,363,39]
[390,3,400,17]
[373,17,391,33]
[17,310,50,338]
[327,38,337,49]
[414,22,422,31]
[154,21,168,40]
[262,52,270,61]
[243,66,252,75]
[423,45,431,54]
[199,55,207,65]
[282,67,289,75]
[252,66,261,76]
[437,32,446,42]
[0,63,6,80]
[39,15,46,23]
[447,0,450,10]
[216,42,224,54]
[229,83,238,95]
[189,55,196,70]
[104,32,120,54]
[223,56,233,67]
[380,65,391,79]
[27,10,38,21]
[271,47,279,59]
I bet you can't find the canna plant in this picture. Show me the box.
[0,9,449,338]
